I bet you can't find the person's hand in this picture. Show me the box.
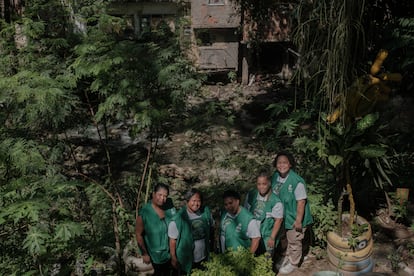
[142,254,151,264]
[171,256,179,269]
[267,237,275,249]
[293,220,302,232]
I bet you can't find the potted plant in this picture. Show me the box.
[324,50,401,275]
[326,183,374,275]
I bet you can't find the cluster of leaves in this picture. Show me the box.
[389,191,409,222]
[291,0,366,114]
[321,112,395,190]
[347,222,369,250]
[254,98,315,152]
[387,251,401,272]
[307,193,337,247]
[191,247,273,276]
[72,16,201,138]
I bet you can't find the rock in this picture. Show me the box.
[159,164,198,181]
[124,256,153,275]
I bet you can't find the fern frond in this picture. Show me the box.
[1,138,46,175]
[23,226,50,256]
[276,118,299,137]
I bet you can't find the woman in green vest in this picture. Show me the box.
[135,183,177,276]
[168,188,213,275]
[220,189,261,254]
[271,151,313,275]
[245,170,283,256]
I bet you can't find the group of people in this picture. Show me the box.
[135,151,313,275]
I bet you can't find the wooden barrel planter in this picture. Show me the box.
[326,214,373,276]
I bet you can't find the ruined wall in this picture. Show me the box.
[191,0,239,28]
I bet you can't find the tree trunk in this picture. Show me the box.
[1,0,10,22]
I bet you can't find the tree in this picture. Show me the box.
[0,0,84,273]
[1,0,202,274]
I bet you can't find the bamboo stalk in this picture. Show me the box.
[345,162,355,227]
[136,143,152,218]
[337,191,344,235]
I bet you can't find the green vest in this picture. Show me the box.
[139,200,176,264]
[246,189,282,250]
[173,206,212,274]
[271,170,313,229]
[220,207,254,252]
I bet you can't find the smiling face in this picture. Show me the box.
[257,175,271,196]
[276,155,292,177]
[152,188,168,207]
[187,193,202,213]
[224,196,240,216]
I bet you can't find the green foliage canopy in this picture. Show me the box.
[0,0,202,274]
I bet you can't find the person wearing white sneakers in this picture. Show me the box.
[271,151,313,274]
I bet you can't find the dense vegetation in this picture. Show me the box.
[0,0,413,274]
[0,0,202,274]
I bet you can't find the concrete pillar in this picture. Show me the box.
[241,43,249,85]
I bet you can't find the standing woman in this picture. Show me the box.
[136,183,176,276]
[168,188,213,275]
[245,170,283,256]
[271,151,313,274]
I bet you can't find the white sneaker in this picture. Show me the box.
[275,257,288,270]
[278,262,298,274]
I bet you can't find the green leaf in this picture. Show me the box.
[84,256,95,274]
[358,145,387,158]
[0,214,5,224]
[1,138,47,175]
[276,118,298,137]
[22,271,38,276]
[346,142,363,152]
[23,227,50,256]
[328,155,343,167]
[2,201,49,224]
[54,221,85,242]
[265,101,291,117]
[356,113,379,131]
[293,136,319,153]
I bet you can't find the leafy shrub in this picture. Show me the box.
[389,191,409,222]
[191,247,273,276]
[308,193,337,247]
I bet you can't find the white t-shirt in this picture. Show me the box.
[244,192,284,219]
[168,209,213,262]
[219,212,261,253]
[276,175,307,200]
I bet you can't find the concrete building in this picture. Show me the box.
[190,0,240,73]
[108,0,293,83]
